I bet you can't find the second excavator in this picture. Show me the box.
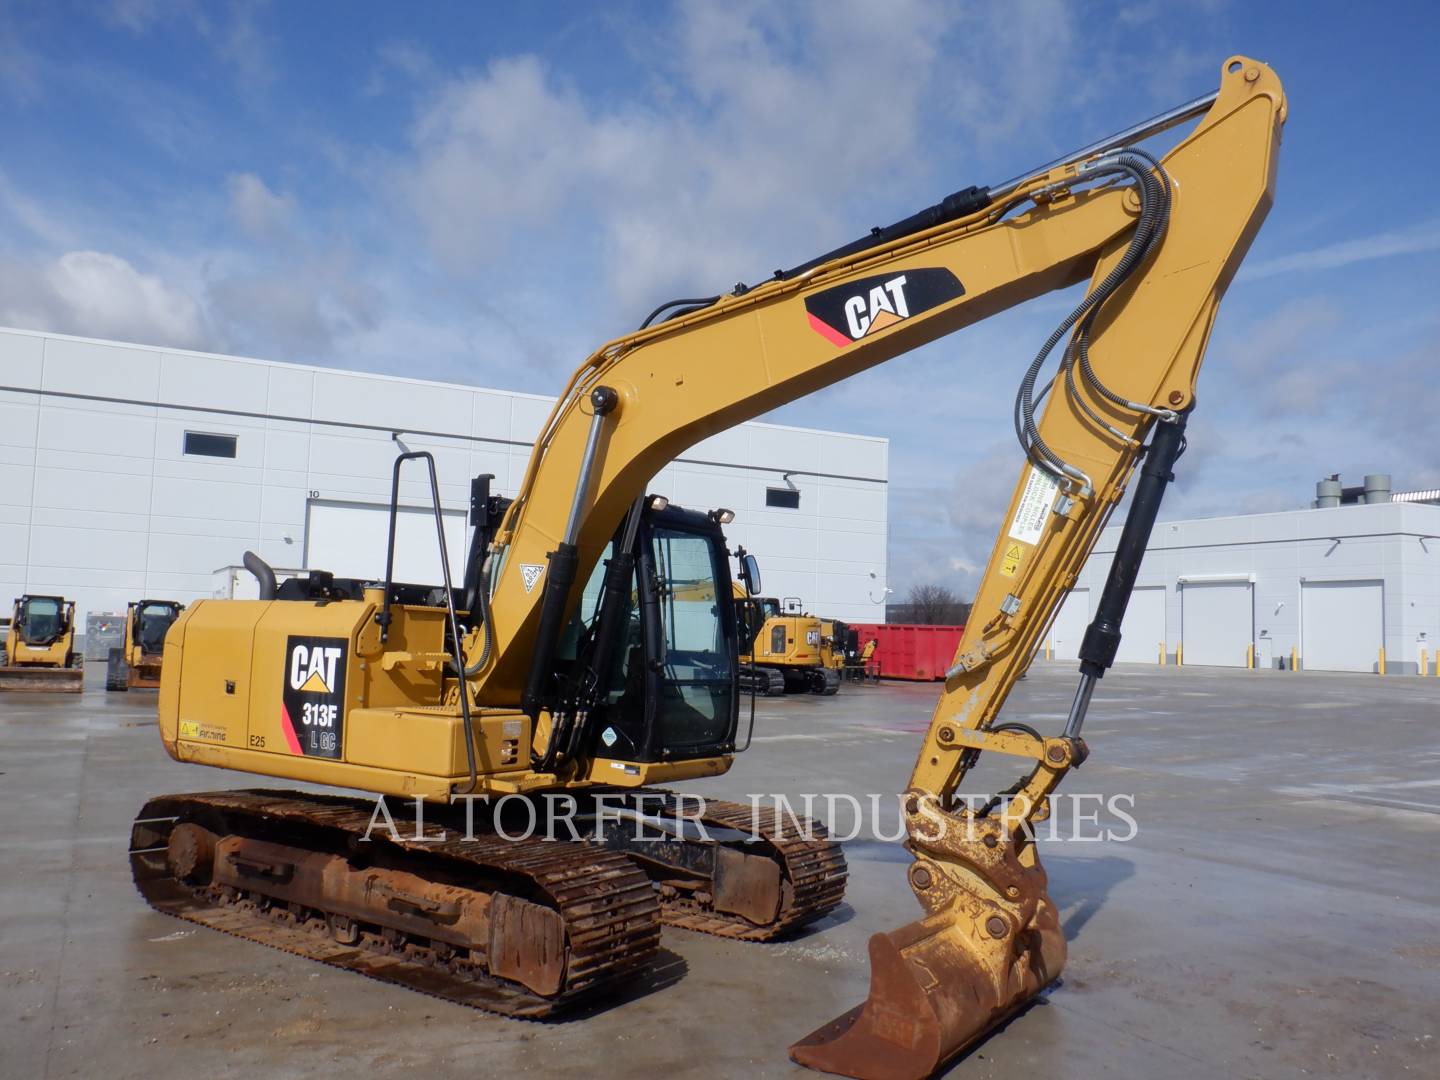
[130,55,1284,1080]
[734,585,841,695]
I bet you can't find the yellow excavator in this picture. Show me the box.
[130,56,1284,1079]
[734,583,841,694]
[106,599,185,691]
[0,594,84,693]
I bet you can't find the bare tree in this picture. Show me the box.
[895,583,971,625]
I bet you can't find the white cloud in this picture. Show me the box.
[0,250,209,349]
[1238,219,1440,282]
[100,0,166,34]
[226,172,295,240]
[399,1,1087,311]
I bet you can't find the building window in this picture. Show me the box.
[183,431,238,458]
[766,486,800,509]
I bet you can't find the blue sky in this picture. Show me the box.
[2,1,1438,595]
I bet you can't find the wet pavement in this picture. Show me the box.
[1,660,1436,1079]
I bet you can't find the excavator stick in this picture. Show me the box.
[0,665,84,693]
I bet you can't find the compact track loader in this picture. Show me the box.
[1,595,84,693]
[130,56,1285,1079]
[106,599,184,691]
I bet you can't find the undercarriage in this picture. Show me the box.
[130,787,846,1015]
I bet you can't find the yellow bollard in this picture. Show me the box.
[1176,642,1183,667]
[1378,646,1386,676]
[1422,648,1429,677]
[1158,641,1166,666]
[1045,640,1052,660]
[1290,645,1298,671]
[1246,643,1254,670]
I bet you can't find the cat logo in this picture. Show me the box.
[289,643,343,694]
[804,267,965,347]
[281,636,348,761]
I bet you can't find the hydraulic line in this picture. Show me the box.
[638,296,723,329]
[523,386,619,728]
[1013,151,1173,488]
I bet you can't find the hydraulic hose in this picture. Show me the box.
[638,296,723,329]
[1012,151,1173,485]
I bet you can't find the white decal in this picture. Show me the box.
[843,274,910,338]
[601,726,618,748]
[1008,466,1061,547]
[520,563,545,593]
[289,644,343,693]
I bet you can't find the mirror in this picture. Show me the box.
[739,551,761,597]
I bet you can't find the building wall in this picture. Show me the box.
[0,326,890,626]
[1053,502,1440,674]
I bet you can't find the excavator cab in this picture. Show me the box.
[558,501,741,763]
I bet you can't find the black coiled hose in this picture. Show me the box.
[1013,151,1173,483]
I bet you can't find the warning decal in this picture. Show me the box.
[520,563,545,593]
[1008,466,1060,547]
[1000,542,1024,578]
[280,636,347,759]
[179,719,227,743]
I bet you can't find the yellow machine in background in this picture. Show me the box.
[735,586,841,695]
[130,57,1284,1080]
[106,599,185,692]
[819,618,852,674]
[0,595,84,693]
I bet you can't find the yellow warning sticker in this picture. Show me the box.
[179,719,227,742]
[1000,542,1024,578]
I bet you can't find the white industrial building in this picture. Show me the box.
[0,326,889,630]
[1047,482,1440,675]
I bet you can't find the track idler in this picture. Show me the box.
[789,793,1065,1080]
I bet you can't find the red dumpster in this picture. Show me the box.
[850,623,966,681]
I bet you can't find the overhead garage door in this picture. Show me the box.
[1115,586,1166,664]
[1048,588,1090,661]
[305,500,468,586]
[1302,580,1383,673]
[1180,581,1253,668]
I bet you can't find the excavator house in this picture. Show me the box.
[131,56,1285,1080]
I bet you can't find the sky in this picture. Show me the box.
[2,0,1438,597]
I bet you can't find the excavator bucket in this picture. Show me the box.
[791,900,1065,1080]
[0,665,85,693]
[791,800,1066,1080]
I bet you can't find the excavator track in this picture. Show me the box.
[630,791,849,941]
[129,789,661,1018]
